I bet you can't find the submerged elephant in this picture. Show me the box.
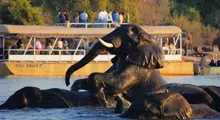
[158,83,215,109]
[158,83,220,113]
[0,86,116,109]
[121,88,220,119]
[65,24,166,104]
[121,91,192,119]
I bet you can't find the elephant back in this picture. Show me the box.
[121,92,192,119]
[159,83,215,109]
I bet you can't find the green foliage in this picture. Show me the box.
[201,25,218,45]
[169,0,220,46]
[1,0,220,47]
[72,0,90,12]
[174,0,220,29]
[171,16,218,45]
[203,10,220,29]
[171,4,201,21]
[1,0,44,25]
[90,0,109,11]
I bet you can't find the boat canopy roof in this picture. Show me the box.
[0,25,182,36]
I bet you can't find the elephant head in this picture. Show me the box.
[0,87,42,109]
[65,24,164,86]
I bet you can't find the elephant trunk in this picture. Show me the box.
[65,42,104,86]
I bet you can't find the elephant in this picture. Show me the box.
[121,91,192,119]
[212,37,220,51]
[70,69,166,108]
[120,88,220,119]
[158,83,216,109]
[0,86,118,109]
[65,24,166,105]
[199,86,220,112]
[191,104,220,119]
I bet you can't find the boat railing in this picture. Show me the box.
[163,49,182,61]
[56,23,129,28]
[3,47,182,62]
[5,48,115,62]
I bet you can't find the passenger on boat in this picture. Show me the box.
[217,60,220,67]
[45,42,53,55]
[209,59,216,67]
[162,42,169,54]
[10,42,17,49]
[16,39,23,49]
[45,38,52,48]
[63,40,70,55]
[200,55,209,67]
[57,39,63,49]
[55,39,63,55]
[10,42,17,54]
[169,43,176,55]
[35,39,42,55]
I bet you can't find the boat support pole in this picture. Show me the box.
[23,37,33,55]
[49,37,59,55]
[33,37,36,62]
[180,33,182,56]
[73,38,83,56]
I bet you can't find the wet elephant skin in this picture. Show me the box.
[0,87,111,109]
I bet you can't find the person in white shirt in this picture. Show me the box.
[57,39,63,49]
[35,39,42,55]
[98,9,105,23]
[103,10,108,23]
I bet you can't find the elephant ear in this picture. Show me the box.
[126,38,164,69]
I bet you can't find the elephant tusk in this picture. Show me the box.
[98,38,114,48]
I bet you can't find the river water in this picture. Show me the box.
[0,75,220,120]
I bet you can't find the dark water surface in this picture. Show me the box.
[0,75,220,120]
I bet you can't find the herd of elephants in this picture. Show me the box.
[1,24,220,119]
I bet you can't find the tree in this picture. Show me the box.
[171,4,201,22]
[90,0,109,11]
[1,0,45,25]
[137,0,170,25]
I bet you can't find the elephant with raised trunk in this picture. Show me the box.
[65,24,166,104]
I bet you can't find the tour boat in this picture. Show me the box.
[0,24,194,76]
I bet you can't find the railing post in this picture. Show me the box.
[8,48,10,61]
[23,37,33,55]
[59,49,61,63]
[74,38,83,56]
[33,37,36,62]
[50,37,59,55]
